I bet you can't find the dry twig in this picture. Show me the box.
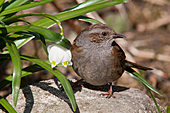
[137,15,170,32]
[144,0,168,6]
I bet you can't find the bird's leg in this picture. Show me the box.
[72,79,84,88]
[107,83,113,98]
[101,82,114,98]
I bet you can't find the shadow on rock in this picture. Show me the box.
[32,78,80,113]
[21,78,129,113]
[22,86,34,113]
[71,80,129,93]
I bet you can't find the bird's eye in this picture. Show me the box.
[102,32,107,36]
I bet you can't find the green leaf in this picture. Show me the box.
[0,25,29,33]
[3,13,61,26]
[167,106,170,113]
[0,0,5,7]
[0,25,71,49]
[127,67,162,96]
[14,36,33,51]
[28,25,71,49]
[1,13,70,49]
[144,85,161,113]
[127,67,162,112]
[75,16,102,24]
[0,0,54,16]
[32,0,127,27]
[1,37,22,106]
[6,13,65,37]
[66,0,106,11]
[0,97,17,113]
[20,55,77,112]
[5,0,31,10]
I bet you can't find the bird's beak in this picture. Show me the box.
[113,33,126,39]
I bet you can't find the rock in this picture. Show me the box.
[0,79,165,113]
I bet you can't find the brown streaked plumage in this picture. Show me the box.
[71,24,152,97]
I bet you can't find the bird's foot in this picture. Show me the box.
[100,82,115,98]
[100,90,115,98]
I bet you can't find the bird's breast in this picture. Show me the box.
[71,45,125,86]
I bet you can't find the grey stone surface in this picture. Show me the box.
[0,79,165,113]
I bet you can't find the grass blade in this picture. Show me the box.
[0,0,54,16]
[75,16,102,24]
[0,0,5,7]
[32,0,127,27]
[3,13,62,26]
[1,37,22,106]
[127,67,162,95]
[127,67,162,112]
[167,106,170,113]
[28,25,71,49]
[144,85,162,113]
[5,0,31,10]
[0,97,17,113]
[0,25,71,49]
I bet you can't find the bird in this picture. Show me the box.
[71,24,152,98]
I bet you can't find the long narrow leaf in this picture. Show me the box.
[74,16,102,24]
[65,0,106,11]
[28,25,71,48]
[0,0,54,16]
[167,106,170,113]
[33,0,126,27]
[127,67,162,95]
[0,25,71,49]
[15,36,33,48]
[1,13,69,49]
[0,0,5,7]
[5,0,31,10]
[0,97,17,113]
[3,13,62,26]
[1,37,22,106]
[0,25,30,33]
[127,68,162,112]
[1,36,34,55]
[20,55,77,112]
[2,13,65,52]
[144,85,161,113]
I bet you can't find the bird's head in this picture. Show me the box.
[74,24,126,47]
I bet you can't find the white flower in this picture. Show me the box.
[47,44,72,68]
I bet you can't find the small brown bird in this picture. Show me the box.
[71,24,151,97]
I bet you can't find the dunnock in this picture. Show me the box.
[71,24,151,97]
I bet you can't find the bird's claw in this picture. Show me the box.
[100,92,115,98]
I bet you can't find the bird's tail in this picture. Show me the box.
[125,60,152,71]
